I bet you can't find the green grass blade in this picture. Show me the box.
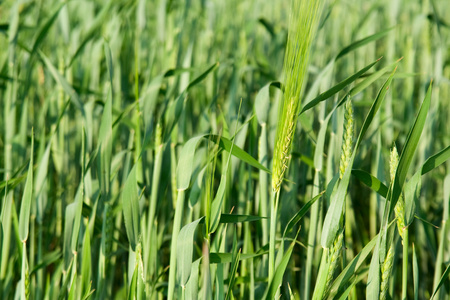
[353,67,397,150]
[265,237,297,299]
[255,81,281,124]
[283,191,324,237]
[213,135,270,173]
[58,259,74,300]
[225,229,240,300]
[389,82,433,215]
[39,51,85,115]
[97,87,113,198]
[128,265,138,300]
[81,226,91,296]
[176,134,269,193]
[413,244,419,300]
[71,130,86,254]
[209,251,268,264]
[30,250,61,275]
[35,142,51,222]
[404,172,421,227]
[66,0,113,67]
[420,145,450,175]
[185,258,201,300]
[122,164,140,251]
[103,41,114,89]
[348,58,402,98]
[313,110,332,171]
[300,58,380,115]
[177,217,203,287]
[219,214,266,223]
[430,263,450,299]
[352,169,388,198]
[31,3,65,55]
[18,130,34,242]
[366,239,381,299]
[209,174,227,234]
[165,63,219,139]
[63,202,77,271]
[168,190,185,300]
[335,27,394,60]
[176,136,205,191]
[354,143,450,201]
[186,62,219,91]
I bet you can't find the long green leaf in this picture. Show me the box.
[177,217,203,287]
[177,134,270,192]
[389,82,433,216]
[353,143,450,200]
[210,174,227,234]
[225,229,240,300]
[213,135,270,173]
[97,87,113,197]
[185,258,201,300]
[430,263,450,299]
[420,145,450,175]
[176,136,205,191]
[18,131,34,242]
[209,251,268,264]
[283,191,324,237]
[58,259,74,300]
[122,164,140,251]
[219,214,266,223]
[39,51,85,115]
[67,0,114,67]
[413,244,419,300]
[348,58,402,98]
[352,169,388,198]
[335,27,394,60]
[404,172,421,227]
[31,3,65,55]
[165,63,219,139]
[255,81,282,124]
[81,226,91,296]
[300,58,380,114]
[366,239,381,299]
[265,238,296,299]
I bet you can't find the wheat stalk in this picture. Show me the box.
[271,0,323,192]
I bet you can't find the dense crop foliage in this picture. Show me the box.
[0,0,449,299]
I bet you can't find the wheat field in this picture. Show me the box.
[0,0,449,299]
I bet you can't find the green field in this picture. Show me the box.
[1,0,449,299]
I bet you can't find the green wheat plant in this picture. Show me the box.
[270,0,323,284]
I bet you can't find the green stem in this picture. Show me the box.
[402,228,409,300]
[304,172,320,299]
[134,34,143,183]
[146,142,163,276]
[268,190,280,283]
[167,189,185,300]
[259,124,269,273]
